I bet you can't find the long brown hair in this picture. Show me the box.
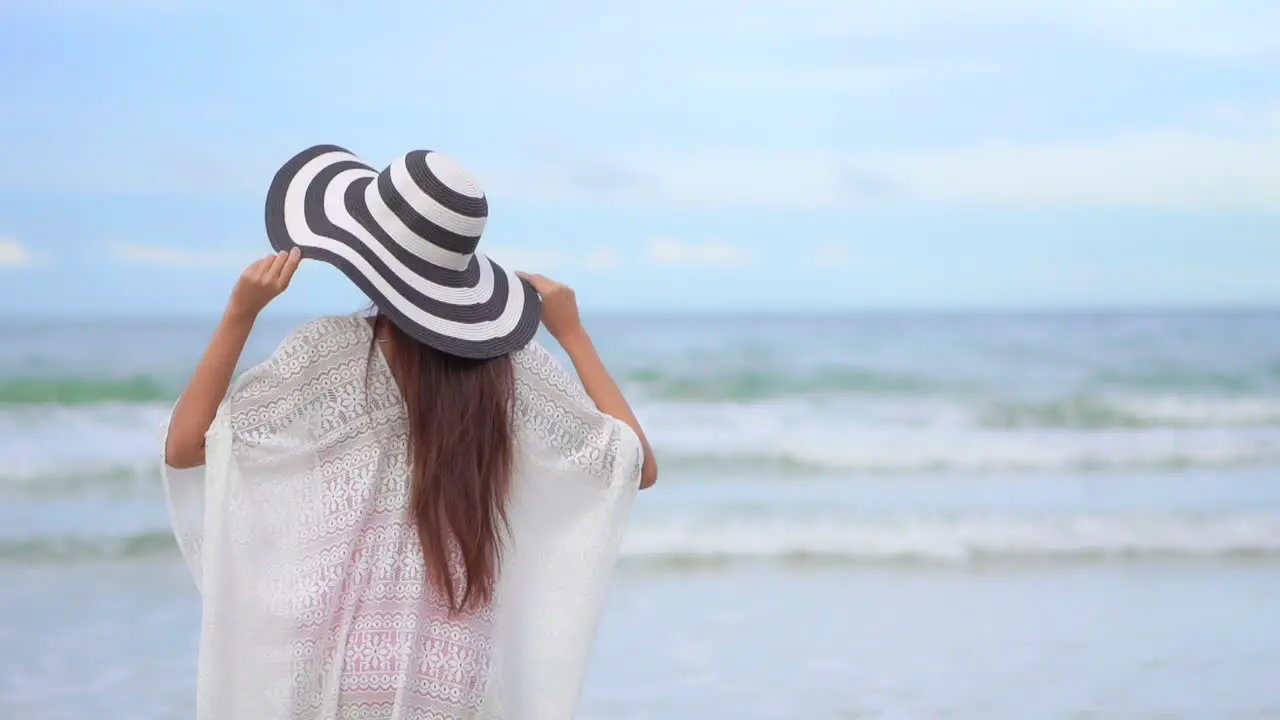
[371,313,516,615]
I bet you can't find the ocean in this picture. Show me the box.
[2,310,1279,718]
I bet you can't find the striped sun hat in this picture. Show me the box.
[264,144,541,359]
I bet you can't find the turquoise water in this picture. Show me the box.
[2,310,1280,717]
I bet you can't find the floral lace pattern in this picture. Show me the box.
[511,341,642,486]
[161,314,643,719]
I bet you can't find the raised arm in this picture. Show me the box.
[517,272,658,489]
[165,249,302,469]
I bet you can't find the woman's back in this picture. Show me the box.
[163,313,644,719]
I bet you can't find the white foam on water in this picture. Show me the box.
[619,513,1280,565]
[5,395,1280,492]
[0,404,170,484]
[7,513,1280,566]
[1106,395,1280,426]
[645,400,1280,474]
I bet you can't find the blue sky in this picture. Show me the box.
[0,0,1277,315]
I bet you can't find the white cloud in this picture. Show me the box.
[1,0,215,14]
[498,103,1280,211]
[0,238,34,268]
[109,241,256,268]
[486,247,571,272]
[647,237,755,266]
[584,247,620,271]
[520,57,994,102]
[883,131,1280,209]
[661,0,1280,62]
[5,2,1275,208]
[106,240,618,277]
[485,245,618,274]
[687,61,996,95]
[1018,1,1280,62]
[466,1,1280,65]
[811,243,858,267]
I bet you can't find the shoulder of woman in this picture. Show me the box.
[229,314,367,398]
[511,337,595,409]
[511,337,566,385]
[267,314,370,362]
[285,313,370,346]
[225,314,372,440]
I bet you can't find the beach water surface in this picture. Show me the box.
[2,310,1279,718]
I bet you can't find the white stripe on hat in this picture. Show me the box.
[387,155,488,238]
[364,178,473,272]
[315,166,499,303]
[425,151,485,199]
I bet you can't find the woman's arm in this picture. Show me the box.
[164,312,256,468]
[557,329,657,489]
[517,272,658,489]
[164,250,302,469]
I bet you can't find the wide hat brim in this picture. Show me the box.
[264,144,541,360]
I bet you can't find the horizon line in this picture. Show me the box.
[2,302,1278,323]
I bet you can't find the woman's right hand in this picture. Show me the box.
[517,271,585,343]
[227,249,302,322]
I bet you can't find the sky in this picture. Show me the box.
[0,0,1277,316]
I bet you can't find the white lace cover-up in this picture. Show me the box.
[160,314,643,719]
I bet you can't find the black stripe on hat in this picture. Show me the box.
[297,242,537,358]
[372,260,542,360]
[345,177,481,290]
[403,150,489,219]
[376,171,480,256]
[265,143,360,236]
[299,163,512,322]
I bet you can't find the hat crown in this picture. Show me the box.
[376,149,488,260]
[423,151,484,201]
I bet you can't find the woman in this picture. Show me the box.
[162,145,657,719]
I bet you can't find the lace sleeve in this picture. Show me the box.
[157,317,358,587]
[159,411,210,589]
[511,339,644,488]
[224,315,374,460]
